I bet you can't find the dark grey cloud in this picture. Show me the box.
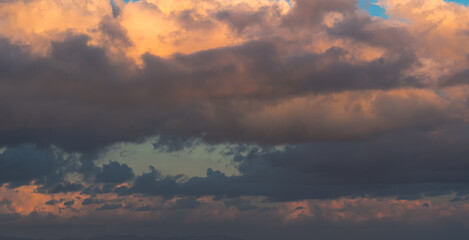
[96,161,134,184]
[63,200,75,207]
[1,1,468,238]
[135,205,153,212]
[81,198,105,206]
[98,15,132,47]
[75,236,244,240]
[47,182,83,194]
[0,117,467,203]
[96,204,123,211]
[45,200,59,206]
[327,13,415,51]
[283,0,356,27]
[0,235,244,240]
[0,24,423,151]
[111,2,121,18]
[223,199,259,211]
[215,6,279,34]
[441,68,469,86]
[175,9,215,30]
[171,198,200,210]
[82,183,118,195]
[109,126,469,201]
[0,145,78,189]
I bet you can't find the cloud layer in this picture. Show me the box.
[2,0,469,239]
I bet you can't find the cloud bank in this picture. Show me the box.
[1,0,469,239]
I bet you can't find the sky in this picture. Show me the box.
[2,0,469,239]
[361,0,469,18]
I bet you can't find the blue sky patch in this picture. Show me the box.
[359,0,468,19]
[445,0,469,5]
[359,0,388,19]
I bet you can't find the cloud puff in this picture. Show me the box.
[0,145,78,190]
[96,161,134,184]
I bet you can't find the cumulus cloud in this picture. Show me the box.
[96,161,134,184]
[0,0,467,202]
[0,145,78,190]
[1,0,469,238]
[1,0,463,152]
[0,34,444,151]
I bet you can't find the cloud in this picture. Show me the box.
[0,0,465,203]
[0,34,431,151]
[98,15,132,48]
[1,0,469,238]
[45,200,59,206]
[96,203,123,211]
[107,125,468,201]
[82,198,105,206]
[0,145,78,189]
[223,198,259,211]
[171,198,200,210]
[152,135,201,153]
[135,205,153,212]
[63,200,75,207]
[0,235,245,240]
[96,161,134,184]
[47,182,83,194]
[0,0,449,152]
